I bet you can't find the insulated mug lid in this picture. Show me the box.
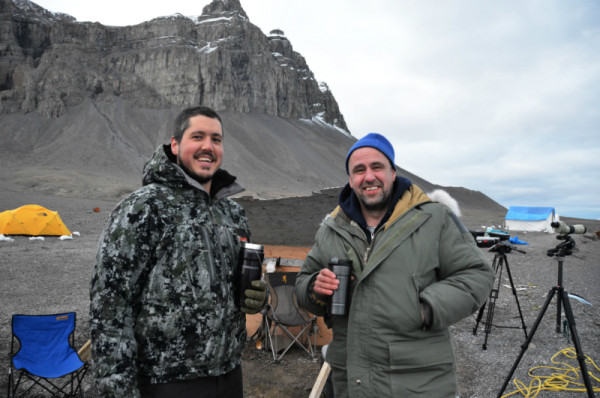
[243,242,263,251]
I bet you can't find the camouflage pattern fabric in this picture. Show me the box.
[90,145,250,397]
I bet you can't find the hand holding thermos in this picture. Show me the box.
[313,258,352,316]
[241,280,267,314]
[238,242,267,314]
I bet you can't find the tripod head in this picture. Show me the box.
[490,241,526,255]
[547,234,575,257]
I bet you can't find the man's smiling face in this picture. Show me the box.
[348,147,396,213]
[170,114,223,191]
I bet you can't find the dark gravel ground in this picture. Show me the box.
[1,187,599,397]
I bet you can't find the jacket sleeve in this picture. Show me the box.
[89,198,155,398]
[296,226,331,316]
[419,208,494,330]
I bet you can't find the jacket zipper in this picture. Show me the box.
[223,226,238,278]
[208,204,232,361]
[363,229,377,265]
[200,226,218,288]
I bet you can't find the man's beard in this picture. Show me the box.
[357,186,392,212]
[178,158,213,186]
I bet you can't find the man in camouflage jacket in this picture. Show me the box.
[90,107,265,398]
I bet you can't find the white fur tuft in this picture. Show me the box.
[428,189,461,217]
[320,212,332,225]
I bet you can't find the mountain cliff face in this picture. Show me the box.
[0,0,347,129]
[0,0,504,216]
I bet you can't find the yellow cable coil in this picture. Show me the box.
[502,347,600,397]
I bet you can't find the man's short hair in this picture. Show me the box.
[173,106,223,142]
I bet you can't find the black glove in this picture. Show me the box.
[241,280,267,314]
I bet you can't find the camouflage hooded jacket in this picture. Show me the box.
[90,144,250,398]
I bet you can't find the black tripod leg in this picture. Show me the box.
[482,255,505,349]
[561,290,596,398]
[473,301,487,335]
[556,287,563,333]
[482,280,499,350]
[556,259,564,333]
[497,287,556,398]
[474,254,499,336]
[503,259,528,339]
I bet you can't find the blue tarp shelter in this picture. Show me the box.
[505,206,556,233]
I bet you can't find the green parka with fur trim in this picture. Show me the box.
[296,183,494,397]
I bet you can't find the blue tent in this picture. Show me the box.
[505,206,556,233]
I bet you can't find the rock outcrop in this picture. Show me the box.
[0,0,347,129]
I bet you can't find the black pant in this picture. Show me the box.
[139,366,243,398]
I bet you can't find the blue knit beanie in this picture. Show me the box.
[345,133,396,174]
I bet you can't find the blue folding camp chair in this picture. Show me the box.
[7,312,88,398]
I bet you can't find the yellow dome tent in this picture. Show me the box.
[0,205,71,236]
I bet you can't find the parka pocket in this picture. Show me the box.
[411,267,439,327]
[388,335,456,396]
[388,335,453,369]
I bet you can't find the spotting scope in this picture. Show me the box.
[551,221,586,235]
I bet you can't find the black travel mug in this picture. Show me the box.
[237,242,264,307]
[328,258,352,316]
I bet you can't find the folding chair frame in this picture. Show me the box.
[7,312,88,398]
[263,272,318,363]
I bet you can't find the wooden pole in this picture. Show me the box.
[78,339,91,362]
[309,361,331,398]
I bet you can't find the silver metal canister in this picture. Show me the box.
[237,242,264,307]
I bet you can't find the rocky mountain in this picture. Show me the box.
[0,0,505,215]
[0,0,346,127]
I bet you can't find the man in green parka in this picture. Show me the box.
[296,133,494,397]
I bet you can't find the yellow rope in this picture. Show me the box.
[501,347,600,397]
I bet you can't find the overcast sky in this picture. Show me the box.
[31,0,600,220]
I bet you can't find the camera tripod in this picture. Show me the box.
[497,235,596,398]
[473,242,528,350]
